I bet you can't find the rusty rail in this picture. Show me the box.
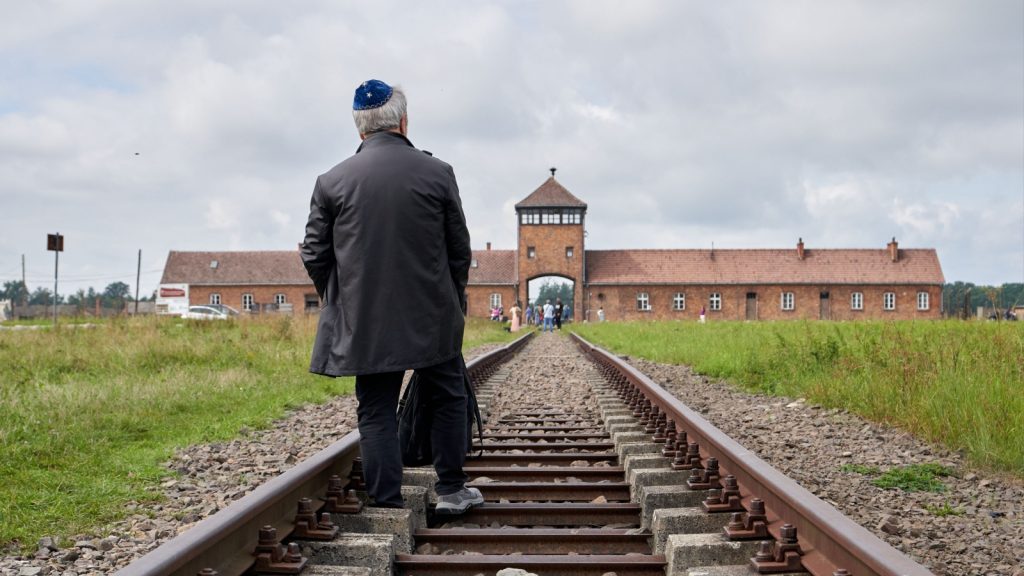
[115,331,533,576]
[571,332,933,576]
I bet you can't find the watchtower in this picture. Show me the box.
[515,169,587,318]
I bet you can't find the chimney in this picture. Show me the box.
[887,237,899,262]
[486,242,491,251]
[797,238,805,260]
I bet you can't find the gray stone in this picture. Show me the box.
[496,569,539,576]
[664,533,763,573]
[628,468,691,501]
[18,568,43,576]
[623,453,671,478]
[612,431,655,446]
[38,537,58,552]
[617,442,663,460]
[329,506,415,553]
[300,533,393,576]
[303,566,372,576]
[651,507,728,553]
[679,566,754,576]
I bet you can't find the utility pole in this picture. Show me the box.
[135,249,141,315]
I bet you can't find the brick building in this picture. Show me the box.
[464,175,944,321]
[158,251,318,315]
[159,175,944,321]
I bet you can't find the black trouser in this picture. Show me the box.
[355,355,468,507]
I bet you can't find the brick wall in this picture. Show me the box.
[588,284,942,322]
[189,284,319,314]
[466,285,517,318]
[517,221,585,316]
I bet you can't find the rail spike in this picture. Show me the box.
[750,523,805,573]
[252,525,307,574]
[323,474,362,514]
[686,456,722,490]
[724,498,769,540]
[292,497,340,540]
[703,474,744,512]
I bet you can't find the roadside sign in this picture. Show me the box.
[47,234,64,252]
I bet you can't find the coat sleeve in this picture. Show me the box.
[443,166,471,313]
[300,177,334,300]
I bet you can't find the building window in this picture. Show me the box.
[520,211,540,225]
[637,292,651,311]
[917,292,929,311]
[210,293,221,305]
[242,293,254,312]
[566,246,574,258]
[851,292,863,310]
[489,293,502,309]
[709,293,722,311]
[672,292,685,311]
[527,246,536,259]
[274,293,286,305]
[883,292,896,311]
[304,294,319,312]
[780,292,795,311]
[471,259,478,268]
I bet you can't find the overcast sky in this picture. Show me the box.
[1,0,1021,297]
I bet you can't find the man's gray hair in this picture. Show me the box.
[353,86,407,135]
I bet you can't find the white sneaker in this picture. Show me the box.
[435,486,484,515]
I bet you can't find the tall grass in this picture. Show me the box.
[572,320,1023,475]
[0,315,516,550]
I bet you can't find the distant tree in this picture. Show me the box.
[28,287,63,306]
[102,282,132,308]
[66,288,87,306]
[533,280,574,310]
[1,280,28,304]
[943,282,1024,318]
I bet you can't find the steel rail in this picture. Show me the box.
[116,331,533,576]
[572,332,934,576]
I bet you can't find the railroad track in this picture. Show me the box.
[117,331,933,576]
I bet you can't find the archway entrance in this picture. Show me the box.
[526,276,576,326]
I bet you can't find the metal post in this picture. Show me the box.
[135,249,141,315]
[53,245,59,326]
[47,233,63,326]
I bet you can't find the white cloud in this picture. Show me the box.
[0,0,1021,293]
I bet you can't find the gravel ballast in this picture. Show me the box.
[2,333,1020,576]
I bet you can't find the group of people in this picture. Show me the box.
[503,298,574,333]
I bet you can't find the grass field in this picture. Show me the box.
[572,320,1023,476]
[0,315,519,551]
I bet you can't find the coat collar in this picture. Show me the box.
[355,131,415,154]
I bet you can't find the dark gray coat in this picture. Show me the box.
[301,131,471,376]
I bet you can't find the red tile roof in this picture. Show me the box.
[469,250,516,284]
[585,248,944,285]
[160,251,311,285]
[515,177,588,209]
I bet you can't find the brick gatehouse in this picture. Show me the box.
[159,175,944,321]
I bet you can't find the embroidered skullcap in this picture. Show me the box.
[353,79,393,110]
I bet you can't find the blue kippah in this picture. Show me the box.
[353,79,393,110]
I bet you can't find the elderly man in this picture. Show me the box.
[301,79,482,514]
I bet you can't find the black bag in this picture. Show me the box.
[397,355,483,467]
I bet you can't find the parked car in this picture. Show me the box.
[181,305,239,320]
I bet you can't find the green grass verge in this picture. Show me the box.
[571,320,1023,475]
[0,315,517,550]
